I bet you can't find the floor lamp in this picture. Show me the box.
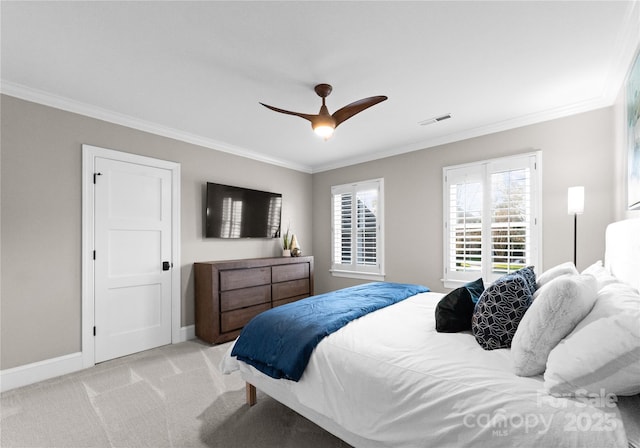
[567,186,585,266]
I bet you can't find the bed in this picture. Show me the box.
[222,219,640,447]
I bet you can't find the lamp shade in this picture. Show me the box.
[567,186,585,215]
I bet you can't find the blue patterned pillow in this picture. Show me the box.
[472,271,534,350]
[516,266,537,295]
[465,277,485,303]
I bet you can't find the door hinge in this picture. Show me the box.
[93,326,96,336]
[93,250,96,260]
[93,172,102,184]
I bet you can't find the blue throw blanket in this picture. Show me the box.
[231,281,430,381]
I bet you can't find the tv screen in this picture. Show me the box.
[205,182,282,238]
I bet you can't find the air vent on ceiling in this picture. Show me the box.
[418,113,452,126]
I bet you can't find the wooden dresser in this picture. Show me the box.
[194,256,314,344]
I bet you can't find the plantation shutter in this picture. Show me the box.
[445,166,484,283]
[332,189,353,265]
[443,153,540,287]
[489,163,532,275]
[331,179,385,278]
[356,187,378,266]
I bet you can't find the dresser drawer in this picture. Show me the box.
[272,263,309,283]
[220,285,271,312]
[273,293,309,308]
[219,267,271,291]
[272,278,310,301]
[221,303,270,332]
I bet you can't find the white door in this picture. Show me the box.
[94,156,173,362]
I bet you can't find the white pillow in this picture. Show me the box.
[511,275,597,377]
[535,262,578,290]
[544,282,640,396]
[581,260,619,291]
[577,282,640,326]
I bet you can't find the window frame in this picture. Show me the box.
[330,178,385,281]
[442,152,542,288]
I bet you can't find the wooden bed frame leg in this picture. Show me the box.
[246,382,257,407]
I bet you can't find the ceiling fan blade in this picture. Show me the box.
[259,102,317,123]
[332,95,388,127]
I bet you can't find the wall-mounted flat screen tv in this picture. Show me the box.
[205,182,282,238]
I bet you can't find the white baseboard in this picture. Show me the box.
[1,325,197,393]
[178,324,196,342]
[0,352,84,393]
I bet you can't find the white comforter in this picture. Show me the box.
[223,292,629,447]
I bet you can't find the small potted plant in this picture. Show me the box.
[282,226,291,257]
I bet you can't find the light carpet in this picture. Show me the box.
[0,340,351,447]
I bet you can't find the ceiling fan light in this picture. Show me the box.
[313,124,334,139]
[261,83,386,141]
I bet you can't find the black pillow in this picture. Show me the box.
[435,287,476,333]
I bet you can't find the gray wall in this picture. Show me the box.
[0,95,313,369]
[312,107,617,295]
[1,88,632,371]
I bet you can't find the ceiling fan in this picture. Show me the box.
[260,84,388,140]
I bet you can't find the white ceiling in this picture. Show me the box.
[2,1,639,173]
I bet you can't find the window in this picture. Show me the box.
[331,178,385,280]
[443,152,541,288]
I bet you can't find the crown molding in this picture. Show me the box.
[311,94,612,173]
[0,81,313,174]
[0,67,628,176]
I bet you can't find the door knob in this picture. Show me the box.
[162,261,172,271]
